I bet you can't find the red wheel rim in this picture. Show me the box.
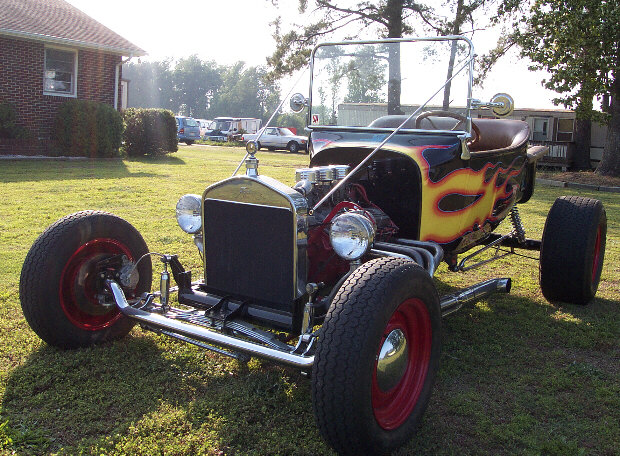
[591,225,602,282]
[372,298,432,430]
[60,238,133,331]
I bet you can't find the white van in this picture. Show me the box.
[205,117,262,141]
[195,119,212,138]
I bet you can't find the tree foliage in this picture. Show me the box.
[344,52,387,103]
[505,0,620,175]
[208,64,280,119]
[171,56,221,118]
[267,0,494,80]
[123,59,279,122]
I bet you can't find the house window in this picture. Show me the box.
[532,117,549,141]
[556,118,575,142]
[44,48,77,96]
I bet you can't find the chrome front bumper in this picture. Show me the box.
[106,280,314,369]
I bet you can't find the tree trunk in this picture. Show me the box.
[597,76,620,176]
[443,0,464,110]
[571,118,592,170]
[387,45,403,115]
[386,0,404,115]
[571,84,594,170]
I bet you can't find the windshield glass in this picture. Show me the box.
[184,118,198,127]
[212,121,232,131]
[310,37,473,130]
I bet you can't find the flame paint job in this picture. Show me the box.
[309,129,528,254]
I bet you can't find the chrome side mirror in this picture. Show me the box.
[290,93,309,113]
[490,93,514,117]
[471,93,514,118]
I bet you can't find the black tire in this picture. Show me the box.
[256,141,261,150]
[184,140,194,145]
[312,257,441,455]
[20,211,152,348]
[287,141,299,153]
[540,196,607,305]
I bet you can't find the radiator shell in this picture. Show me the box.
[202,175,308,322]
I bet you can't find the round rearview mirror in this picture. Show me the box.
[491,93,514,117]
[290,93,308,113]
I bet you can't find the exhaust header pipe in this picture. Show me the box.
[440,278,511,317]
[106,280,314,369]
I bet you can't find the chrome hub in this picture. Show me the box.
[376,329,409,392]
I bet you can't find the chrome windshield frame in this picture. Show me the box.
[308,35,475,134]
[308,36,476,213]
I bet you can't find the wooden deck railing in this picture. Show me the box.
[530,140,572,170]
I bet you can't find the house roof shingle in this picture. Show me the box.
[0,0,145,56]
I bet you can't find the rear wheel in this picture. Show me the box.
[540,196,606,305]
[312,257,441,455]
[20,211,152,348]
[287,141,299,153]
[184,140,194,145]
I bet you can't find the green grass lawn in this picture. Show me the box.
[0,145,618,455]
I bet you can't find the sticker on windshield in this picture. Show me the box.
[312,114,319,124]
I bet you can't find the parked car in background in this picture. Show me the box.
[175,116,201,145]
[204,117,262,141]
[243,127,308,153]
[195,119,212,138]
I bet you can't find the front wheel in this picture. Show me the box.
[540,196,607,305]
[312,257,441,455]
[20,211,152,348]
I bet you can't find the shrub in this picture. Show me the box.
[52,100,123,157]
[0,102,30,139]
[121,108,177,157]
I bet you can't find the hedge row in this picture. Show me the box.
[53,100,123,157]
[122,108,178,157]
[0,102,30,139]
[52,100,177,158]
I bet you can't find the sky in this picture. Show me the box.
[65,0,561,110]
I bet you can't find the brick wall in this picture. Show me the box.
[0,35,122,155]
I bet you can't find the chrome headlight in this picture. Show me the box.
[176,194,202,234]
[329,212,376,261]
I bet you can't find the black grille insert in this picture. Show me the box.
[203,199,295,311]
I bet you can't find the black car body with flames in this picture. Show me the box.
[20,37,607,455]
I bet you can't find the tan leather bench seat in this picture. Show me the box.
[368,115,530,154]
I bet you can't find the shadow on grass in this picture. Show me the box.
[0,159,158,183]
[0,333,330,455]
[1,287,618,455]
[124,155,186,165]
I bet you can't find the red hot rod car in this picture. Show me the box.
[20,36,607,455]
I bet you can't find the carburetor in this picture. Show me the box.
[293,165,351,208]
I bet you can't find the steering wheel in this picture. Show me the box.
[415,110,481,149]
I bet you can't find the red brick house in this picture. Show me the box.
[0,0,145,155]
